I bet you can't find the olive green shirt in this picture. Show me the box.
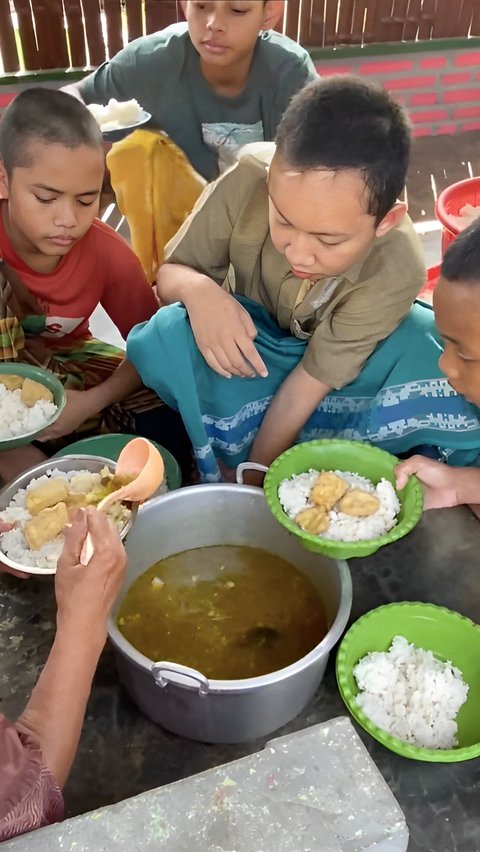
[165,146,426,389]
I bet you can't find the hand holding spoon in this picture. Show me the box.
[81,438,165,564]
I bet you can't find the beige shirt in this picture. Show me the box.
[165,146,426,389]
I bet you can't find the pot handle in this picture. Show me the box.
[236,462,268,485]
[151,661,210,696]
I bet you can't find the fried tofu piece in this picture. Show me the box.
[295,506,330,535]
[21,377,53,407]
[310,472,349,511]
[25,478,69,516]
[65,491,88,509]
[69,472,101,494]
[338,490,380,517]
[0,374,24,391]
[23,502,68,550]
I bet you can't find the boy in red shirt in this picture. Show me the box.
[0,88,158,481]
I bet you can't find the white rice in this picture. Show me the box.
[353,635,469,750]
[278,469,400,542]
[0,384,57,440]
[87,98,143,131]
[0,468,131,570]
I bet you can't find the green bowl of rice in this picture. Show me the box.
[336,602,480,762]
[263,439,424,560]
[0,363,66,450]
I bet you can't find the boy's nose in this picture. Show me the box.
[439,350,458,382]
[285,235,316,270]
[206,12,225,32]
[53,203,77,229]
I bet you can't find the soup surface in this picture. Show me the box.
[117,545,327,679]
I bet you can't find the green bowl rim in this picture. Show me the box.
[336,601,480,762]
[263,439,424,557]
[0,364,66,444]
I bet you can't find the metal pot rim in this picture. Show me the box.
[107,483,353,693]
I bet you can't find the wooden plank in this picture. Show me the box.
[363,0,380,44]
[431,0,461,37]
[299,0,316,45]
[104,0,124,58]
[372,0,408,42]
[145,0,178,34]
[350,0,369,45]
[284,0,301,41]
[323,0,340,46]
[12,0,39,70]
[31,0,69,69]
[369,0,400,43]
[125,0,143,42]
[401,0,421,41]
[309,0,329,46]
[416,0,437,40]
[456,0,474,38]
[63,0,87,67]
[335,0,355,45]
[471,0,480,35]
[391,0,408,41]
[81,0,106,66]
[0,0,20,71]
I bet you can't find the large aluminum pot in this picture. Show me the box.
[108,484,352,743]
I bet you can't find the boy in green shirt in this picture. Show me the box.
[65,1,317,180]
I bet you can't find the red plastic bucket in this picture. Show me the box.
[418,263,441,302]
[435,176,480,254]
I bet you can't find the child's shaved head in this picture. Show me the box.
[0,88,102,176]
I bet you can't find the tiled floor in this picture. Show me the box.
[92,129,477,345]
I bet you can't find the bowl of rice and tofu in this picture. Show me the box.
[264,440,424,559]
[0,364,65,450]
[336,602,480,762]
[0,456,139,575]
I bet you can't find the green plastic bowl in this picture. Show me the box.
[0,363,66,450]
[263,439,423,559]
[54,433,182,491]
[336,602,480,762]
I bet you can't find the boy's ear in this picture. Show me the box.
[0,160,9,199]
[262,1,285,31]
[375,201,406,238]
[179,1,187,19]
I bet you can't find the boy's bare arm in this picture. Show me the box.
[155,261,216,306]
[37,360,141,442]
[16,510,126,788]
[249,364,331,468]
[156,263,267,378]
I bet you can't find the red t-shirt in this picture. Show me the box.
[0,208,158,348]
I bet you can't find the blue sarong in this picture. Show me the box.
[127,297,480,482]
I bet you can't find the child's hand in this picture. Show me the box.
[37,389,99,442]
[395,455,460,510]
[185,284,268,379]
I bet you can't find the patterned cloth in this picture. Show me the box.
[127,296,480,481]
[0,259,44,360]
[20,336,162,453]
[0,716,63,841]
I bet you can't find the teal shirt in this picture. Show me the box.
[79,23,317,180]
